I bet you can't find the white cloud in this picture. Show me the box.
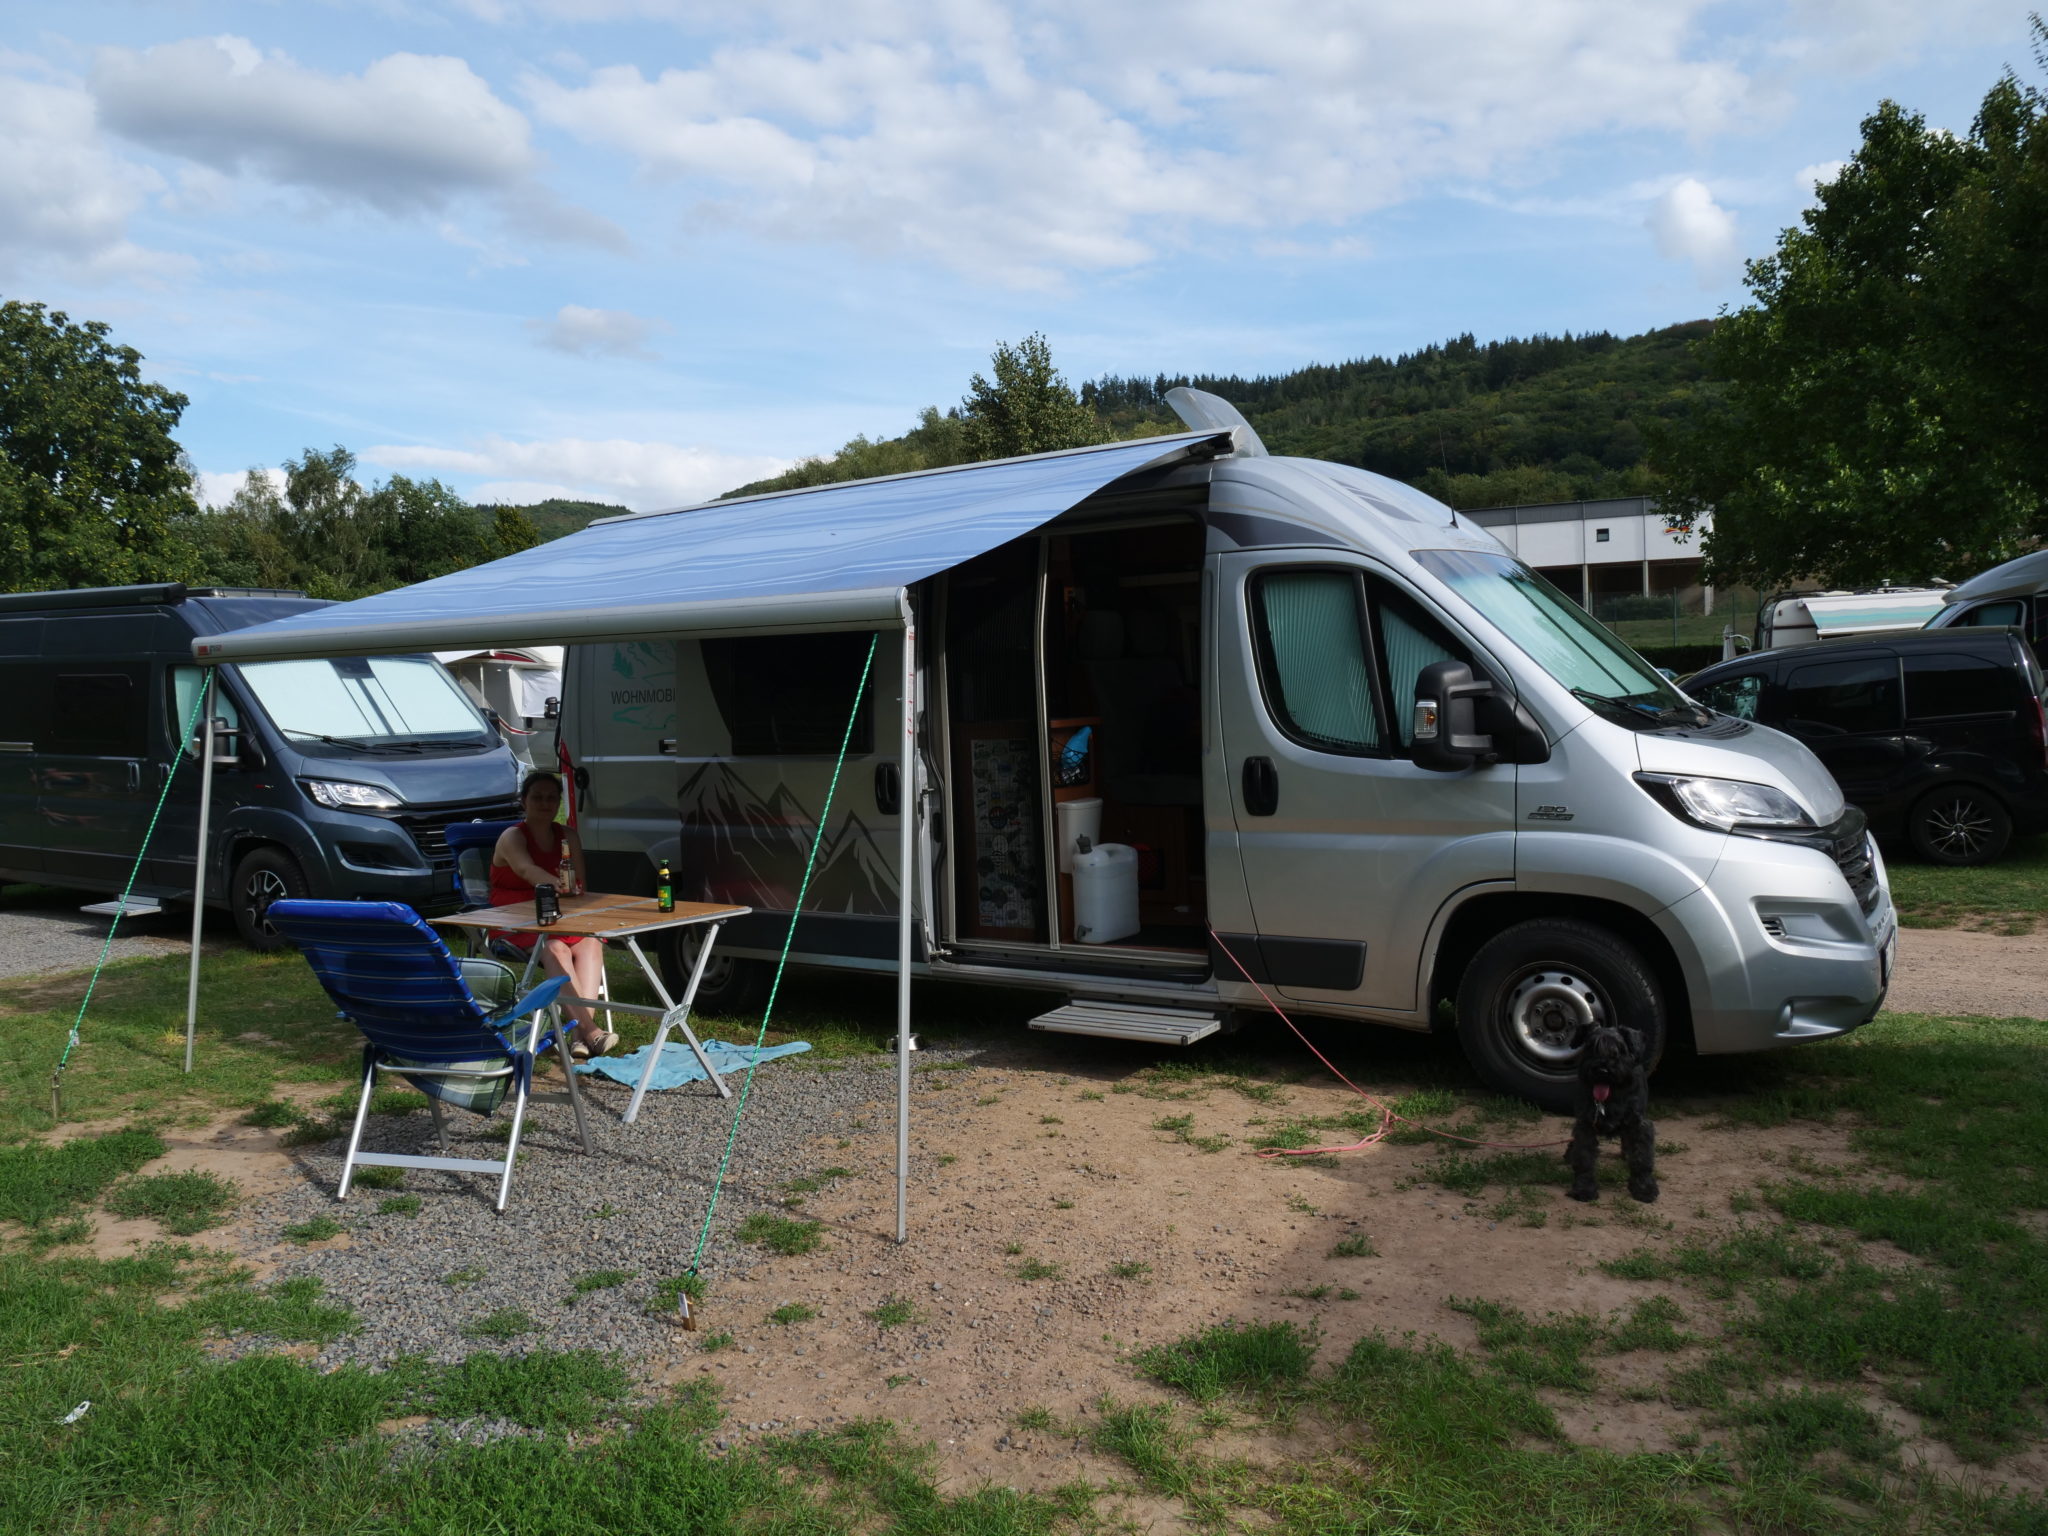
[364,436,791,509]
[0,64,175,279]
[92,37,535,214]
[197,467,286,508]
[521,1,1753,284]
[1796,159,1847,194]
[1646,177,1740,286]
[527,303,669,358]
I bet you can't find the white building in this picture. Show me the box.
[1459,497,1714,614]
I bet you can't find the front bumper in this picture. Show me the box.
[1670,821,1894,1055]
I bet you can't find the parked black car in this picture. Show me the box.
[1684,628,2048,865]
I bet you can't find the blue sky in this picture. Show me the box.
[1,1,2033,511]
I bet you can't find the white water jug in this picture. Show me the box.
[1072,841,1139,944]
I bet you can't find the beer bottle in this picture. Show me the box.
[657,859,675,913]
[558,843,575,898]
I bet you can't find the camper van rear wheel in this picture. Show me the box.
[231,847,307,952]
[1909,787,2010,866]
[658,929,771,1016]
[1455,918,1666,1113]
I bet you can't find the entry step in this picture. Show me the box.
[1028,1000,1221,1046]
[81,896,163,918]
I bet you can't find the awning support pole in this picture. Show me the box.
[183,670,217,1075]
[897,613,916,1243]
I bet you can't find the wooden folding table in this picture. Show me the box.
[431,893,751,1123]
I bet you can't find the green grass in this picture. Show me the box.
[780,1167,853,1195]
[1136,1319,1319,1403]
[1010,1257,1062,1281]
[649,1272,707,1316]
[376,1195,421,1217]
[348,1166,404,1190]
[280,1215,346,1244]
[239,1100,301,1128]
[462,1307,539,1340]
[1109,1259,1152,1281]
[1329,1232,1377,1258]
[735,1212,824,1256]
[439,1266,486,1287]
[768,1302,816,1325]
[103,1171,239,1235]
[1887,836,2048,930]
[867,1295,920,1329]
[0,1125,166,1226]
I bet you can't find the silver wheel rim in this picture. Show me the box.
[678,935,733,993]
[1503,967,1606,1065]
[243,868,288,939]
[1925,798,1995,860]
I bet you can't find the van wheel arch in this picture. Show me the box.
[1429,891,1695,1051]
[230,844,308,951]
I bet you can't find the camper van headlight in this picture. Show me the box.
[1634,773,1811,833]
[303,779,404,811]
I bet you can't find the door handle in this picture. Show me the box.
[875,761,902,816]
[126,761,141,791]
[1242,756,1278,817]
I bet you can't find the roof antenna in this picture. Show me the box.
[1437,427,1457,527]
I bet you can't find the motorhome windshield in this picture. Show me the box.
[235,655,492,751]
[1412,550,1693,722]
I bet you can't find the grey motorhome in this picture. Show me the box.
[0,584,521,946]
[563,396,1895,1109]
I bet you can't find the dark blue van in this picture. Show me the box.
[0,583,522,946]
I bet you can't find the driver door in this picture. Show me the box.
[1214,553,1517,1014]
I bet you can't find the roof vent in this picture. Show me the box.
[1164,388,1268,457]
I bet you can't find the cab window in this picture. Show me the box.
[167,666,243,759]
[1250,569,1382,754]
[1953,599,2027,629]
[1692,672,1763,721]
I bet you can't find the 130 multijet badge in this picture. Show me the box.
[1528,805,1575,821]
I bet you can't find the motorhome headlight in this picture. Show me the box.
[302,779,404,810]
[1633,773,1811,833]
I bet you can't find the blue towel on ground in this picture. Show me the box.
[573,1038,811,1089]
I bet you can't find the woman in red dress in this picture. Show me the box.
[491,771,615,1057]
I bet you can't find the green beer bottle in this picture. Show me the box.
[656,859,674,913]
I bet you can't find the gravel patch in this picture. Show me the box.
[0,892,193,980]
[232,1049,969,1370]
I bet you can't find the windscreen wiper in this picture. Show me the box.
[280,729,424,754]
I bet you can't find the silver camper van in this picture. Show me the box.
[563,396,1894,1109]
[1926,548,2048,652]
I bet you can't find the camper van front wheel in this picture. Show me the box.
[1455,919,1666,1114]
[232,847,308,952]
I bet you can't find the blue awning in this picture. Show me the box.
[197,432,1226,662]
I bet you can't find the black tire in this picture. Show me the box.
[1454,918,1667,1113]
[231,846,308,951]
[1908,785,2012,866]
[658,927,772,1018]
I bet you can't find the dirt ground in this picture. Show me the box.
[71,926,2048,1515]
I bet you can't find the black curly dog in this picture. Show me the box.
[1564,1022,1659,1203]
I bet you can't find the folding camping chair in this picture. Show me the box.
[268,899,592,1213]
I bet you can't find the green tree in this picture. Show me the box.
[492,505,542,557]
[188,447,488,599]
[960,333,1100,461]
[0,300,201,591]
[1658,28,2048,587]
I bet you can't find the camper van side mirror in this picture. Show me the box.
[1412,660,1498,772]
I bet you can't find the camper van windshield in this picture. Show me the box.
[1413,550,1692,721]
[235,655,491,750]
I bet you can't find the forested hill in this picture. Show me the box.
[728,321,1715,508]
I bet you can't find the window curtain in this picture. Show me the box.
[1261,572,1377,750]
[1380,606,1459,745]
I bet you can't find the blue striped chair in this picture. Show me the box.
[268,899,591,1212]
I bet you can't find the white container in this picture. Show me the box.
[1072,842,1140,944]
[1055,797,1102,875]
